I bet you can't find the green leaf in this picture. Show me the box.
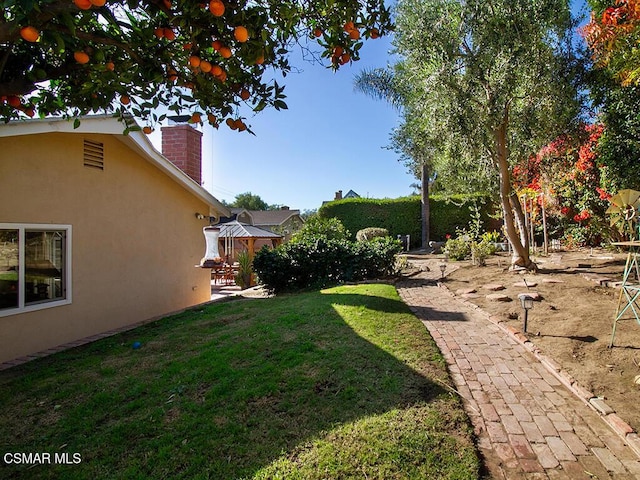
[60,11,77,36]
[274,100,288,110]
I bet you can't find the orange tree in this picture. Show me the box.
[1,0,391,130]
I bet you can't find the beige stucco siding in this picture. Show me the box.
[0,132,211,362]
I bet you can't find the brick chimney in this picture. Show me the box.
[161,123,202,185]
[335,190,343,200]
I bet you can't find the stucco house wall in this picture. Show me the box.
[0,120,226,363]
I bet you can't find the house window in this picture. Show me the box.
[0,224,72,317]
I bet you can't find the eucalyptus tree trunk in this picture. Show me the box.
[421,161,430,249]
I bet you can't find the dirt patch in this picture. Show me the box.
[434,248,640,433]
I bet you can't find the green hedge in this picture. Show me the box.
[253,237,403,293]
[318,194,498,248]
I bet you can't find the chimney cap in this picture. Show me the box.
[167,115,191,124]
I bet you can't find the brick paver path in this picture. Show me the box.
[397,270,640,479]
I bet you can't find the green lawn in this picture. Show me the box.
[0,284,480,479]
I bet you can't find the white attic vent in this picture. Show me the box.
[83,139,104,170]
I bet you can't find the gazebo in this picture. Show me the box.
[218,220,283,261]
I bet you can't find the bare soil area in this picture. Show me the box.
[429,248,640,433]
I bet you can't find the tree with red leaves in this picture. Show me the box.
[582,0,640,85]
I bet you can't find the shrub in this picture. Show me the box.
[253,237,403,293]
[470,240,495,266]
[234,250,253,289]
[356,227,389,242]
[291,216,350,243]
[444,236,471,261]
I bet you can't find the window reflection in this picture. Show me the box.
[0,230,19,310]
[25,231,65,305]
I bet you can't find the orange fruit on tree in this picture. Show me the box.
[183,42,192,50]
[343,21,355,32]
[207,113,217,124]
[236,120,247,132]
[190,112,202,124]
[189,55,201,68]
[216,70,227,82]
[74,0,92,10]
[340,52,351,64]
[348,28,360,40]
[154,27,164,39]
[255,53,265,65]
[240,88,250,101]
[210,64,222,76]
[225,118,236,129]
[164,27,176,40]
[163,0,172,9]
[90,0,106,6]
[333,46,344,57]
[20,26,40,42]
[167,68,178,81]
[313,28,322,38]
[199,60,212,73]
[24,107,35,118]
[105,61,115,71]
[142,126,153,134]
[7,96,21,108]
[219,46,232,59]
[234,26,249,43]
[209,0,224,16]
[74,51,90,64]
[120,94,131,105]
[211,40,223,51]
[370,27,380,39]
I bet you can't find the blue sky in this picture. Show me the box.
[149,35,408,212]
[150,0,590,212]
[204,36,407,212]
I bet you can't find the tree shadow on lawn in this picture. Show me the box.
[0,285,477,479]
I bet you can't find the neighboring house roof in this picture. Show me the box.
[344,190,360,199]
[0,115,230,219]
[229,208,302,227]
[219,220,282,239]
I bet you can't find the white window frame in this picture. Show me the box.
[0,223,72,317]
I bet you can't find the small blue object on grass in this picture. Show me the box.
[132,341,142,349]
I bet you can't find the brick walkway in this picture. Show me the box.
[397,270,640,479]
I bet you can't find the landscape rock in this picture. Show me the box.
[517,292,543,301]
[483,283,506,291]
[486,293,511,302]
[456,288,477,295]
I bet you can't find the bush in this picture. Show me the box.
[253,237,403,293]
[291,216,350,243]
[470,240,495,266]
[444,237,471,261]
[356,227,389,242]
